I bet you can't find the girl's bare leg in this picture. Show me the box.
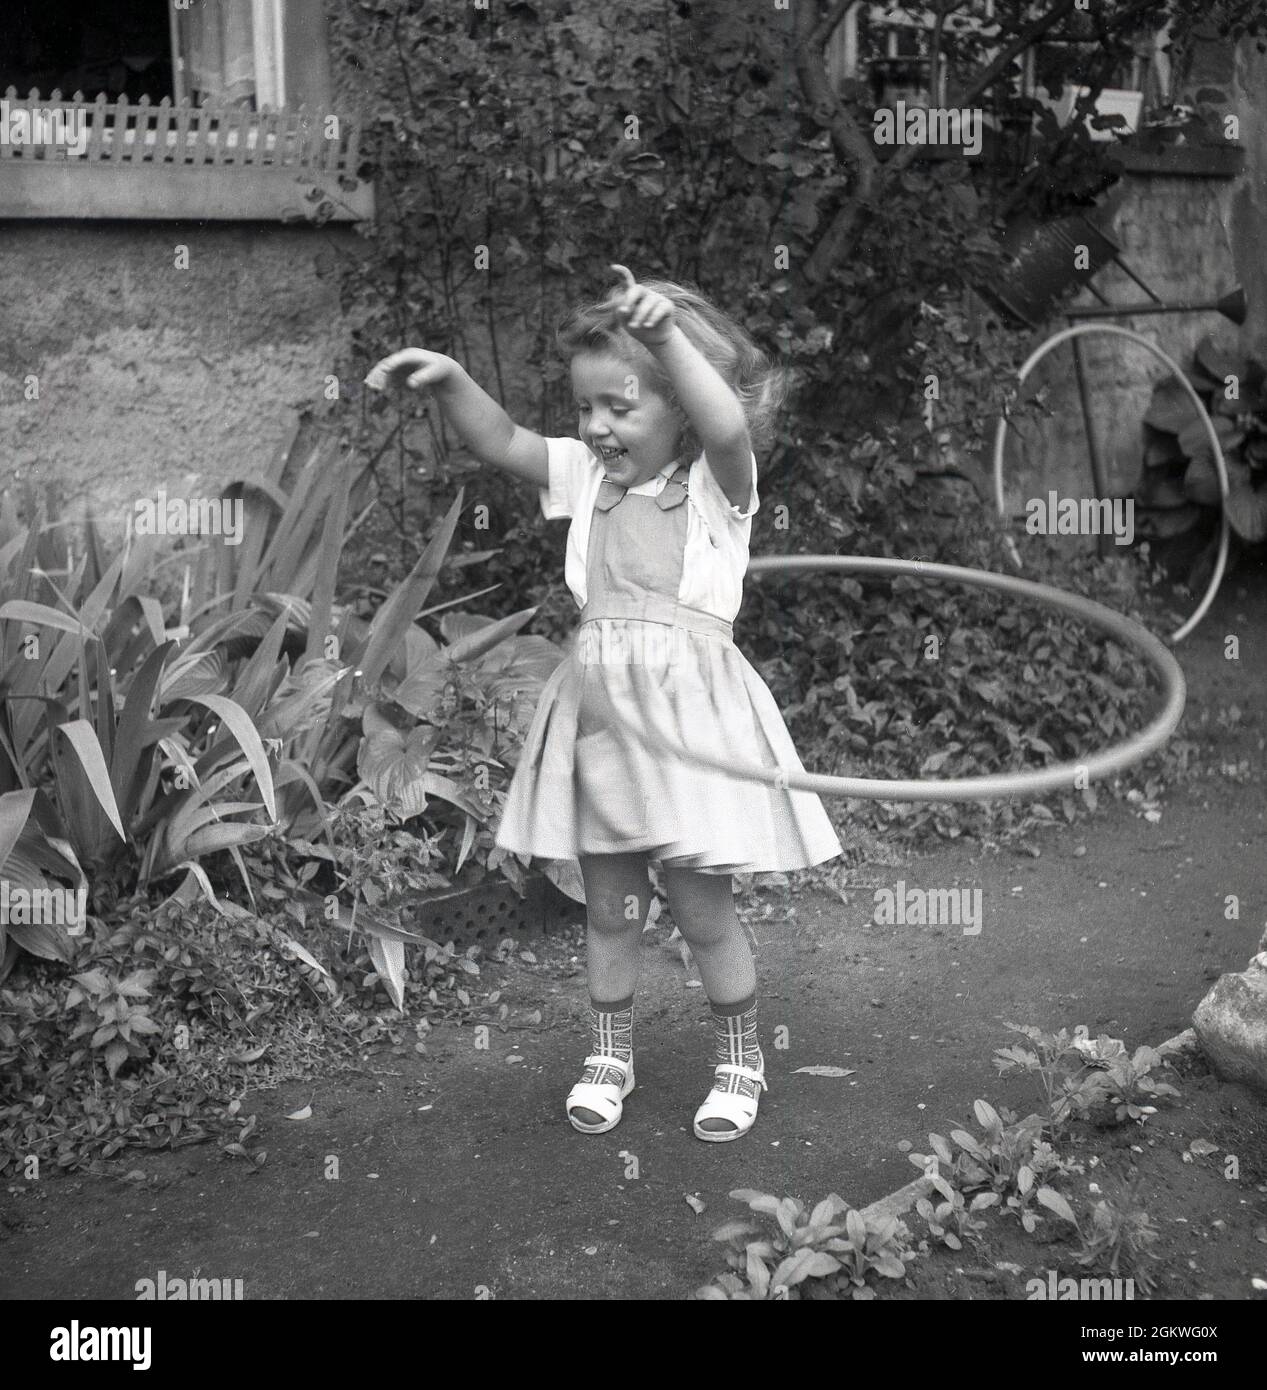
[662,866,762,1136]
[659,866,755,1004]
[570,852,652,1128]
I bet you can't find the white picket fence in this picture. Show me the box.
[0,89,373,220]
[0,89,362,170]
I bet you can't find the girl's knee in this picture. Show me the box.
[663,868,739,946]
[586,887,654,935]
[673,913,739,948]
[580,855,653,934]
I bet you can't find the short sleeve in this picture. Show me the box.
[540,437,600,520]
[699,449,759,521]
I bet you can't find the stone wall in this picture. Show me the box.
[998,35,1266,519]
[0,223,357,539]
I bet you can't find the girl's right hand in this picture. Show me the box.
[365,348,456,393]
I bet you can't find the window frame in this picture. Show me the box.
[0,0,372,223]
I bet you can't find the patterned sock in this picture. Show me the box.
[581,994,634,1088]
[710,993,763,1101]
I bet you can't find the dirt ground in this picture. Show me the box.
[891,1045,1267,1302]
[2,562,1265,1301]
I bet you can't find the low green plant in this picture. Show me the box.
[914,1187,998,1253]
[0,896,353,1175]
[908,1100,1082,1235]
[1071,1175,1161,1294]
[65,964,164,1081]
[994,1022,1180,1130]
[696,1190,913,1301]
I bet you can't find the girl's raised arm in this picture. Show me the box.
[606,267,752,510]
[367,348,549,490]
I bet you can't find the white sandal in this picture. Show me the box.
[693,1060,768,1142]
[566,1053,635,1134]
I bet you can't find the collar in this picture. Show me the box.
[594,457,691,513]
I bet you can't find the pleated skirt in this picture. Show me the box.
[494,617,842,874]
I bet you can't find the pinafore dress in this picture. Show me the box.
[494,462,842,874]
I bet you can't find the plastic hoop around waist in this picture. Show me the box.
[601,554,1186,803]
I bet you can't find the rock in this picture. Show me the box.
[1192,953,1267,1095]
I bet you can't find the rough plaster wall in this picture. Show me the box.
[0,225,356,543]
[999,36,1262,515]
[1006,176,1239,506]
[1229,42,1267,366]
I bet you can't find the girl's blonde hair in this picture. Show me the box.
[555,276,787,457]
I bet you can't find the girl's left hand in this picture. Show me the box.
[608,263,675,345]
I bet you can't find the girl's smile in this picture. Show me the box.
[570,350,683,488]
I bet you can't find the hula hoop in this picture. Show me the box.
[991,323,1231,644]
[603,556,1186,803]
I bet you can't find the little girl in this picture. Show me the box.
[368,266,841,1142]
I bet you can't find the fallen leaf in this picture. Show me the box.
[279,937,331,977]
[793,1065,857,1077]
[506,1054,525,1064]
[228,1046,268,1064]
[286,1104,313,1121]
[684,1193,705,1214]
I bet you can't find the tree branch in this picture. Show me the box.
[948,0,1079,109]
[793,0,877,284]
[799,0,1164,285]
[811,0,856,50]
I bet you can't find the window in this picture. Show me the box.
[0,0,372,222]
[824,2,1164,139]
[0,0,173,102]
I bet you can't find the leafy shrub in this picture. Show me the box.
[994,1022,1181,1131]
[0,883,493,1175]
[0,898,351,1175]
[0,458,563,984]
[1133,333,1267,576]
[744,437,1197,848]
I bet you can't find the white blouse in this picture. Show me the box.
[539,436,760,621]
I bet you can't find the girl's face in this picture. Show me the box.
[570,351,684,489]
